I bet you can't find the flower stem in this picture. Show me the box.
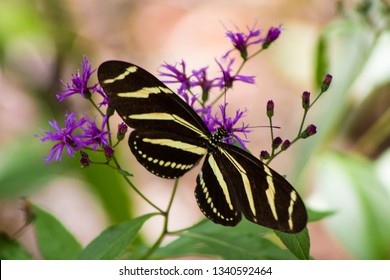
[141,178,180,259]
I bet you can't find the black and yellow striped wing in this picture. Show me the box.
[196,143,307,232]
[98,61,210,178]
[98,61,307,233]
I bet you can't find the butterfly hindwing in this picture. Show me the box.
[129,129,207,179]
[206,143,307,233]
[195,152,242,226]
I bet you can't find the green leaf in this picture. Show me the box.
[274,227,310,260]
[0,233,32,260]
[79,213,157,260]
[154,220,297,260]
[314,33,330,85]
[307,207,335,222]
[117,169,133,177]
[34,205,82,260]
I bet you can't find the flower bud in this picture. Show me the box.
[301,124,317,138]
[104,146,114,160]
[117,122,128,141]
[260,150,270,160]
[266,100,274,118]
[263,26,282,49]
[281,139,291,150]
[272,137,282,149]
[321,74,333,92]
[106,105,116,117]
[302,91,310,109]
[80,151,90,167]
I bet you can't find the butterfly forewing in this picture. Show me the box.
[98,61,210,140]
[98,61,210,179]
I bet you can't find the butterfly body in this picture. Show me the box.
[98,60,307,233]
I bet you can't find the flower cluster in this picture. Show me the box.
[37,112,111,164]
[158,23,283,148]
[37,56,112,164]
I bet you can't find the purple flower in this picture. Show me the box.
[215,59,255,88]
[80,115,111,150]
[205,103,251,149]
[37,112,112,163]
[57,56,104,101]
[36,112,87,163]
[190,66,218,102]
[223,22,264,60]
[159,60,192,98]
[263,25,282,49]
[198,105,215,131]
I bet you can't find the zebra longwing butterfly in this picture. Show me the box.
[98,61,307,233]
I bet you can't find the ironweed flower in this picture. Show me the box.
[80,115,110,151]
[224,22,264,60]
[191,66,218,102]
[57,56,104,101]
[37,112,111,163]
[159,60,192,98]
[262,25,282,49]
[215,59,255,89]
[36,112,87,163]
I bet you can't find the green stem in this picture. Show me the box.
[141,178,180,259]
[111,156,164,213]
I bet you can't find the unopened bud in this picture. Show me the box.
[266,100,274,118]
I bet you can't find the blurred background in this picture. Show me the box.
[1,0,390,259]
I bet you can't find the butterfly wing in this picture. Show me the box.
[98,61,210,140]
[129,130,207,179]
[196,144,307,233]
[98,61,210,178]
[195,152,242,226]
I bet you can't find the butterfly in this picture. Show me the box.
[98,61,307,233]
